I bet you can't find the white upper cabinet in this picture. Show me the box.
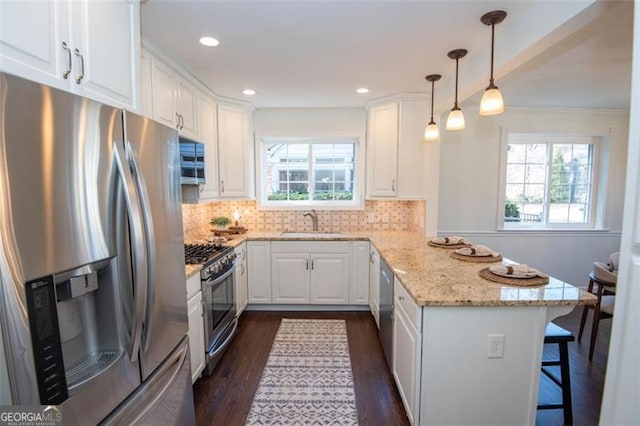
[196,92,219,200]
[0,0,139,109]
[366,97,427,199]
[367,102,399,197]
[139,49,153,118]
[217,103,252,198]
[176,78,196,138]
[150,57,196,139]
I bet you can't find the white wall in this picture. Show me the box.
[254,108,366,135]
[437,108,629,286]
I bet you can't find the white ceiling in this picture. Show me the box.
[140,0,632,112]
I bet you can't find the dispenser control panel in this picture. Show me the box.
[25,276,68,404]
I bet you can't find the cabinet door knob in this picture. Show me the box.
[392,179,396,192]
[74,48,84,84]
[61,42,72,79]
[220,180,224,192]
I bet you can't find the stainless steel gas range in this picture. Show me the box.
[184,243,237,375]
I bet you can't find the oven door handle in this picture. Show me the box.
[208,317,238,358]
[204,265,235,287]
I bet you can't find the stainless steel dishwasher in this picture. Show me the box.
[379,258,394,370]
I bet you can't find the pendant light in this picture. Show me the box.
[424,74,442,141]
[479,10,507,115]
[445,49,467,131]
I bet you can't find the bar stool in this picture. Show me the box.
[538,322,575,425]
[578,271,616,360]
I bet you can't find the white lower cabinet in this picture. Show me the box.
[369,246,381,327]
[392,277,422,424]
[310,253,349,304]
[186,274,205,384]
[247,241,272,303]
[270,242,350,305]
[272,253,310,303]
[234,243,248,315]
[350,241,370,304]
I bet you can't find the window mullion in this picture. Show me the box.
[543,143,553,225]
[308,143,314,201]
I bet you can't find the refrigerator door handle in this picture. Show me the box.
[125,140,157,353]
[114,142,148,363]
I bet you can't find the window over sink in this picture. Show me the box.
[256,136,363,209]
[498,131,608,229]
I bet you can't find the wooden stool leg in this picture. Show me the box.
[578,305,590,342]
[578,279,595,342]
[559,341,573,424]
[588,283,605,361]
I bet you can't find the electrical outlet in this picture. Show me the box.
[487,334,505,358]
[367,212,375,223]
[382,213,389,223]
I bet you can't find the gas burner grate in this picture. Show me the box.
[184,243,224,265]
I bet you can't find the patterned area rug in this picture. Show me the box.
[245,319,359,425]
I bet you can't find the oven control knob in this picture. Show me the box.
[221,258,229,267]
[213,264,221,274]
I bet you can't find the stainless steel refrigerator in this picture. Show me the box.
[0,73,195,425]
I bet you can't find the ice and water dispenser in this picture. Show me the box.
[25,259,122,404]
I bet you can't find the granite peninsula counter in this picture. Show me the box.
[185,230,596,425]
[191,230,595,308]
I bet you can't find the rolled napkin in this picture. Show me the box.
[489,264,548,279]
[430,236,467,245]
[455,245,500,257]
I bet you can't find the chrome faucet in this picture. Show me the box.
[303,209,318,231]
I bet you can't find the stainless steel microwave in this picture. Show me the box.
[179,138,205,185]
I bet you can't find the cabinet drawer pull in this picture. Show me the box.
[398,295,404,301]
[74,48,84,84]
[62,42,72,79]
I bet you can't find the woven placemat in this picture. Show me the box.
[450,252,503,263]
[427,241,469,249]
[479,268,549,286]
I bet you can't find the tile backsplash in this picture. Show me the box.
[182,200,425,241]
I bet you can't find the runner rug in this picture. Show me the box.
[245,319,359,425]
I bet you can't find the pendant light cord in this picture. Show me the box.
[489,23,495,87]
[454,57,459,109]
[430,80,435,122]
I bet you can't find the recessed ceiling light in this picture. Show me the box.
[356,88,369,94]
[199,36,219,47]
[242,89,256,96]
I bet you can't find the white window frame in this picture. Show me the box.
[255,132,365,210]
[497,127,610,230]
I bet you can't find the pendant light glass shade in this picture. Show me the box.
[424,74,442,141]
[445,49,467,131]
[479,87,504,115]
[446,108,465,131]
[424,121,440,141]
[479,10,507,116]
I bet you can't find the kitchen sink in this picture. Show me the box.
[279,231,344,238]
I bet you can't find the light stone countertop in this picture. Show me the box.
[184,230,596,307]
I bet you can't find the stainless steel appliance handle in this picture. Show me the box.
[204,266,234,288]
[113,142,147,363]
[208,317,238,358]
[74,48,84,84]
[61,42,71,79]
[125,140,157,353]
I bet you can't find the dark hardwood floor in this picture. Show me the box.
[536,307,611,426]
[193,311,409,426]
[193,309,610,426]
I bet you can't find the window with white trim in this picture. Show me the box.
[258,136,361,208]
[501,133,601,228]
